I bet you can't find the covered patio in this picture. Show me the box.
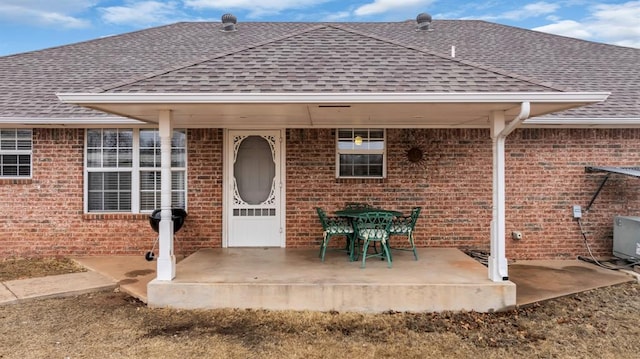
[57,92,610,293]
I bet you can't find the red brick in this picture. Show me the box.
[1,128,638,260]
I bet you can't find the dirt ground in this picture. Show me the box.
[1,259,639,358]
[0,257,86,281]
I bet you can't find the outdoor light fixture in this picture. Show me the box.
[354,135,363,146]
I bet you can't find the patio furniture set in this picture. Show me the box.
[316,203,421,268]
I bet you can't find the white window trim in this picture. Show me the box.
[0,129,33,179]
[335,128,387,179]
[84,128,188,214]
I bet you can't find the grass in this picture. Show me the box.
[0,257,86,281]
[1,258,639,358]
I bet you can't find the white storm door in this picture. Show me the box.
[228,131,282,247]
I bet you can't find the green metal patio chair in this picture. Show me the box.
[353,211,395,268]
[389,207,421,260]
[315,207,355,262]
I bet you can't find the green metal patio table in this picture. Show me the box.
[335,208,402,262]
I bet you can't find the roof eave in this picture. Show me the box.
[523,117,640,128]
[57,92,610,104]
[54,91,610,129]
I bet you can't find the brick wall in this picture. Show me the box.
[1,127,639,260]
[0,128,223,258]
[1,129,107,257]
[180,129,223,252]
[505,129,640,259]
[287,129,494,250]
[288,128,640,260]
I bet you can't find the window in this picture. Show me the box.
[336,129,385,178]
[0,129,32,178]
[86,129,132,211]
[139,129,186,211]
[85,129,186,213]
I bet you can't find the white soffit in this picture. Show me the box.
[56,92,610,128]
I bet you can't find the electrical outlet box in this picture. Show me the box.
[572,205,582,218]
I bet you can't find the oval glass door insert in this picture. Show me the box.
[233,135,276,205]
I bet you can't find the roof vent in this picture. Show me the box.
[221,13,237,32]
[416,13,432,31]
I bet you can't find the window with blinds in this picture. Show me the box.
[85,128,186,213]
[0,129,32,178]
[138,129,186,211]
[336,129,386,178]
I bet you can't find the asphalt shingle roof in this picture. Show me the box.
[351,20,640,118]
[107,25,558,94]
[0,22,317,118]
[0,19,638,120]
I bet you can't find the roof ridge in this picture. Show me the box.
[330,23,573,92]
[94,24,329,93]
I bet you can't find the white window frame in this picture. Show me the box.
[84,128,187,214]
[0,128,33,179]
[85,128,134,212]
[138,128,187,212]
[336,128,386,179]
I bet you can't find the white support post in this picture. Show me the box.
[156,110,176,281]
[489,110,509,282]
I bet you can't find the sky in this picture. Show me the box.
[0,0,639,56]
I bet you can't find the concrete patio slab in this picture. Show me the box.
[67,250,636,312]
[509,259,635,306]
[147,248,516,313]
[3,271,116,301]
[74,255,156,303]
[0,283,17,304]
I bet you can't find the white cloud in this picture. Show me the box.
[478,1,560,21]
[590,1,640,40]
[491,1,559,21]
[533,19,593,39]
[321,11,352,22]
[354,0,435,17]
[613,39,640,48]
[0,0,98,13]
[0,0,94,28]
[100,1,183,26]
[184,0,330,18]
[40,12,92,29]
[534,1,640,48]
[545,14,561,22]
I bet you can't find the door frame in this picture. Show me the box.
[222,129,287,248]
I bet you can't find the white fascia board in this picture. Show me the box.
[0,116,147,127]
[57,92,610,104]
[522,117,640,127]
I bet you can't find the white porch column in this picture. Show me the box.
[156,110,176,281]
[489,110,509,282]
[488,102,530,282]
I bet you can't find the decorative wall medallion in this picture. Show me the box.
[406,146,424,164]
[401,129,427,169]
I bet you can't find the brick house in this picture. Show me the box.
[1,14,639,283]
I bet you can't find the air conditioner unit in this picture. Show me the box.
[613,216,640,261]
